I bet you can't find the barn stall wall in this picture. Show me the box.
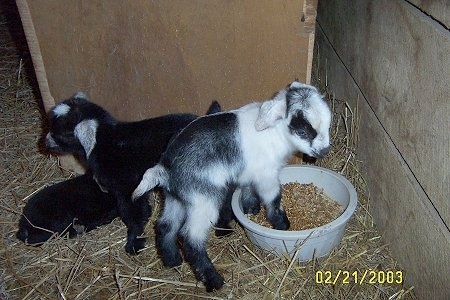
[314,0,450,299]
[16,0,318,171]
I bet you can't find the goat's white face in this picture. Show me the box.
[285,82,331,158]
[45,93,99,158]
[253,81,331,158]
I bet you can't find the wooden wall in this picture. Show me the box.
[17,0,317,121]
[314,0,449,299]
[16,0,318,171]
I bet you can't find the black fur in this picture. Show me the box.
[155,218,183,267]
[263,191,290,230]
[162,113,242,193]
[46,95,221,254]
[241,186,261,215]
[16,172,118,245]
[214,188,236,237]
[153,113,243,291]
[183,241,225,292]
[288,111,318,142]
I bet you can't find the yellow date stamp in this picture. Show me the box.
[315,270,403,285]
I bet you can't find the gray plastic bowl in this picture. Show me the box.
[231,165,357,262]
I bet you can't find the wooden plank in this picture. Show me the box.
[317,0,450,229]
[314,25,450,300]
[15,0,54,111]
[16,0,85,173]
[408,0,450,29]
[23,0,315,121]
[358,87,450,300]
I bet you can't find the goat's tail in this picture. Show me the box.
[132,164,168,201]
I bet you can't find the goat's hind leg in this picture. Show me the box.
[156,192,185,267]
[181,195,224,291]
[215,189,235,237]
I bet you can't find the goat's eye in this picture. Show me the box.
[295,129,308,138]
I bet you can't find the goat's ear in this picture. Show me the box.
[255,99,287,131]
[74,119,98,158]
[73,91,89,100]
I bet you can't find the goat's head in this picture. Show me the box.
[255,81,332,158]
[45,92,109,159]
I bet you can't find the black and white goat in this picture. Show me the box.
[132,81,332,291]
[17,171,118,245]
[45,93,221,254]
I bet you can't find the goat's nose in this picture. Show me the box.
[320,146,330,156]
[315,146,330,158]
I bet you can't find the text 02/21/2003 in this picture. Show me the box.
[315,270,404,285]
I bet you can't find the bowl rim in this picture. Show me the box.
[231,165,358,239]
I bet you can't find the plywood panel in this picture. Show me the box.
[317,0,450,229]
[314,25,450,299]
[408,0,450,29]
[358,88,450,299]
[21,0,316,121]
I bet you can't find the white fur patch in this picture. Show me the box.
[253,174,281,205]
[255,98,287,131]
[132,164,168,200]
[45,133,58,148]
[290,81,318,92]
[160,194,185,228]
[52,103,70,117]
[254,89,288,131]
[181,193,219,245]
[304,93,332,152]
[204,164,230,187]
[236,103,293,185]
[74,91,88,99]
[74,119,98,158]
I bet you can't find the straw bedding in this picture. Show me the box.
[0,3,417,299]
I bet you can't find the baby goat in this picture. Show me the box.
[132,81,332,291]
[17,171,118,245]
[45,93,221,254]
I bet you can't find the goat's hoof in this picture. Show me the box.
[243,204,260,215]
[204,273,225,292]
[125,238,146,255]
[272,217,290,231]
[125,246,140,255]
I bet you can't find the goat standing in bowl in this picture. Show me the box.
[45,93,221,254]
[132,81,332,291]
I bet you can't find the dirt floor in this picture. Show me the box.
[0,2,417,299]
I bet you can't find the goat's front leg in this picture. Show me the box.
[117,193,151,255]
[254,176,290,230]
[240,185,261,215]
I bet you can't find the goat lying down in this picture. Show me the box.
[45,93,221,254]
[16,171,118,245]
[132,81,332,291]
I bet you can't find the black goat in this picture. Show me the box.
[45,92,221,254]
[17,171,118,244]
